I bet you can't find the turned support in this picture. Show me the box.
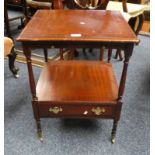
[111,44,134,144]
[23,45,43,142]
[118,44,134,101]
[23,45,37,100]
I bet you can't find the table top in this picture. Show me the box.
[17,10,139,43]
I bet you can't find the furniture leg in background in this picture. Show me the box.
[4,0,29,39]
[4,37,19,78]
[107,0,146,61]
[60,0,110,60]
[4,0,12,39]
[8,47,19,78]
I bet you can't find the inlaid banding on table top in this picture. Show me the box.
[17,10,139,43]
[16,34,139,42]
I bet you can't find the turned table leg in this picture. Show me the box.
[111,120,118,144]
[111,44,134,144]
[23,45,43,142]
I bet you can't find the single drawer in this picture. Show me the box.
[38,104,115,118]
[8,0,21,4]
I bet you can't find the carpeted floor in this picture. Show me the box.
[4,32,150,154]
[5,7,150,155]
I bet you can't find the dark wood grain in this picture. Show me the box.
[39,104,115,118]
[36,61,118,103]
[118,44,134,102]
[17,10,138,143]
[17,10,139,43]
[23,46,37,100]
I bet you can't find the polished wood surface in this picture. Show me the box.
[39,104,115,118]
[17,10,138,43]
[56,0,110,60]
[17,10,138,143]
[37,61,118,103]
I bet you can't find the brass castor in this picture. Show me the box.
[37,130,43,142]
[36,120,43,142]
[111,120,118,144]
[111,137,116,144]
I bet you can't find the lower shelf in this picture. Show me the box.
[36,60,118,103]
[36,60,118,118]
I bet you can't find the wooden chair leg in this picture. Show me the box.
[89,49,92,53]
[18,17,25,29]
[4,0,12,39]
[83,48,93,55]
[108,48,112,63]
[74,49,79,57]
[118,50,123,61]
[135,14,144,35]
[115,49,123,61]
[114,50,119,59]
[68,48,74,60]
[8,47,19,78]
[99,48,104,61]
[83,48,86,55]
[43,48,48,62]
[60,48,64,60]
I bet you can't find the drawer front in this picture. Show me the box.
[38,104,115,118]
[8,0,21,5]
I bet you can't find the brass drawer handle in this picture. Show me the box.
[49,107,63,114]
[92,107,106,116]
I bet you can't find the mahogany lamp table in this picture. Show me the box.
[17,10,139,144]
